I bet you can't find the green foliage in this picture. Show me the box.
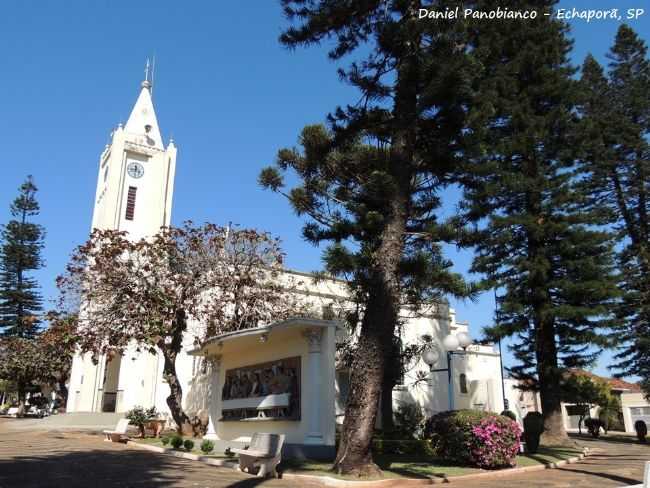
[461,2,620,440]
[523,412,544,454]
[424,410,492,465]
[0,176,44,338]
[200,439,214,454]
[161,436,170,446]
[584,417,603,438]
[170,435,183,449]
[371,439,433,457]
[579,25,650,399]
[501,411,517,421]
[635,420,647,443]
[423,410,521,469]
[183,439,194,451]
[266,1,482,470]
[393,402,425,439]
[125,406,159,427]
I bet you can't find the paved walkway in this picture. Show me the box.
[455,435,648,488]
[0,419,319,488]
[1,418,647,487]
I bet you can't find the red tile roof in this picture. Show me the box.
[568,369,641,392]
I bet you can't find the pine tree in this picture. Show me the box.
[579,26,650,395]
[0,176,45,338]
[460,2,620,444]
[261,0,476,475]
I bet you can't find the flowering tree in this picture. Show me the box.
[0,313,78,413]
[57,223,307,434]
[38,313,79,405]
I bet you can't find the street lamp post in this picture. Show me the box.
[422,332,474,411]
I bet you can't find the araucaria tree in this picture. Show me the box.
[461,3,619,444]
[0,176,45,338]
[579,26,650,397]
[58,223,305,434]
[261,0,474,475]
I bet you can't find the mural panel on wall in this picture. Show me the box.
[221,356,300,421]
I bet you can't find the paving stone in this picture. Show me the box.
[0,418,319,488]
[453,435,648,488]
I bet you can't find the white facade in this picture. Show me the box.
[66,73,506,456]
[67,74,176,413]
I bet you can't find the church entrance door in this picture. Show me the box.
[101,355,122,412]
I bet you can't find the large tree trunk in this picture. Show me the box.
[333,277,399,476]
[16,381,26,416]
[380,374,396,433]
[333,0,418,476]
[333,192,407,475]
[536,314,568,444]
[159,309,193,436]
[525,176,569,445]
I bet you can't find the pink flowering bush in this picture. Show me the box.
[469,416,521,468]
[424,410,521,469]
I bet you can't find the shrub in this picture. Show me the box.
[424,410,521,469]
[371,439,434,456]
[183,439,195,451]
[161,436,170,446]
[584,417,603,438]
[501,410,517,421]
[393,402,426,439]
[125,406,148,428]
[635,420,647,443]
[170,435,183,449]
[200,439,214,454]
[523,412,544,453]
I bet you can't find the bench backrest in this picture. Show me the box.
[115,418,130,433]
[249,432,285,456]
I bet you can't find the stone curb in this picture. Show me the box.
[127,440,590,486]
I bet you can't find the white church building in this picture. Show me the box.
[66,72,506,458]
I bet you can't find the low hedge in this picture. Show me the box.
[371,438,434,456]
[424,410,521,469]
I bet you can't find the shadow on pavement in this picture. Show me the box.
[556,466,641,486]
[0,448,287,488]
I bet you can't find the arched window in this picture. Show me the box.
[459,373,468,394]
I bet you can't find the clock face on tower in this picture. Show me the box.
[127,162,144,179]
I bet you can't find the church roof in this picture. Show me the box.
[124,80,164,149]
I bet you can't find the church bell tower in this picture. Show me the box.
[67,66,178,413]
[92,65,177,240]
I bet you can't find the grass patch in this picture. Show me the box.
[280,445,584,480]
[517,446,583,467]
[132,437,231,458]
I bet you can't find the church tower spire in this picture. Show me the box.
[90,65,177,241]
[124,60,163,149]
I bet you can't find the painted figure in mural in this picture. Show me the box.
[269,365,290,394]
[250,372,261,396]
[220,357,301,420]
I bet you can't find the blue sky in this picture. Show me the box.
[0,1,648,377]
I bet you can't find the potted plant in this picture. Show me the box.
[125,406,164,438]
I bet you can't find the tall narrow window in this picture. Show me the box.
[125,186,137,220]
[459,373,468,394]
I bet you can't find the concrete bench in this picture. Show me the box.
[231,432,285,478]
[103,418,130,442]
[222,393,290,419]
